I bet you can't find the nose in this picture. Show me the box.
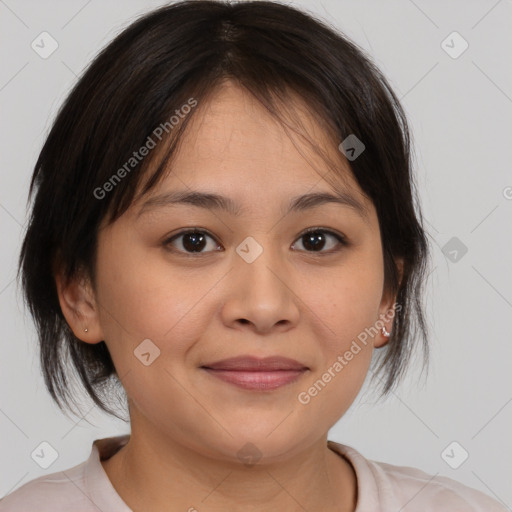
[220,241,301,335]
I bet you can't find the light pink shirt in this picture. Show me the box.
[0,435,506,511]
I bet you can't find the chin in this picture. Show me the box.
[198,426,314,466]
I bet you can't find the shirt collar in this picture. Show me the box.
[84,434,132,512]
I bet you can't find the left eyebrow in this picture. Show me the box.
[136,189,369,221]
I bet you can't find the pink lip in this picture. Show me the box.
[201,356,309,391]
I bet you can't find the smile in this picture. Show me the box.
[202,368,308,390]
[201,355,309,391]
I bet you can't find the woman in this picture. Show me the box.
[3,1,505,510]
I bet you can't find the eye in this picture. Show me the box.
[292,228,347,253]
[163,227,347,256]
[164,229,222,254]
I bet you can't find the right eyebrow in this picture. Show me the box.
[137,189,369,221]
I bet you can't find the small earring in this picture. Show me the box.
[84,328,88,333]
[381,326,390,337]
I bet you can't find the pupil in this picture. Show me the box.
[180,231,327,253]
[183,232,206,252]
[303,231,325,251]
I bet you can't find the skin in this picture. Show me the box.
[57,80,401,512]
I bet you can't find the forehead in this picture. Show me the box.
[129,80,375,224]
[173,84,354,179]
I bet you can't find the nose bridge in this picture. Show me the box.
[222,234,299,333]
[235,234,286,296]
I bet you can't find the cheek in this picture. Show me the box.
[294,249,384,413]
[306,250,385,353]
[93,242,224,437]
[295,274,381,427]
[93,232,223,375]
[295,344,372,441]
[97,222,194,328]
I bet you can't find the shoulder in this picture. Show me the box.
[368,459,506,511]
[328,441,507,511]
[0,435,131,512]
[0,461,91,512]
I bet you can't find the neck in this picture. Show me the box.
[101,419,357,512]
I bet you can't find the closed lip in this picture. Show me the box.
[201,355,309,371]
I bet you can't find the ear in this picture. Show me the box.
[55,268,104,344]
[374,257,404,349]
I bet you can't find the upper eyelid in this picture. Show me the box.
[168,227,344,240]
[165,229,221,252]
[166,227,346,251]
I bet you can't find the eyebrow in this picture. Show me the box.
[137,189,369,220]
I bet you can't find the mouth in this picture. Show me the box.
[200,356,309,391]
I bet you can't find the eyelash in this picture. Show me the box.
[163,227,348,256]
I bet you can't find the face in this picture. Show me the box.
[61,81,397,463]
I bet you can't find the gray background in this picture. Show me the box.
[1,0,511,507]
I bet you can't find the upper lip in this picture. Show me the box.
[201,356,308,371]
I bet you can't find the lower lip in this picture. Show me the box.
[202,368,307,391]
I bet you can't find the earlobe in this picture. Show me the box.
[374,308,394,349]
[55,269,104,344]
[374,324,392,349]
[375,257,404,349]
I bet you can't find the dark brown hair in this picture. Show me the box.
[18,0,430,420]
